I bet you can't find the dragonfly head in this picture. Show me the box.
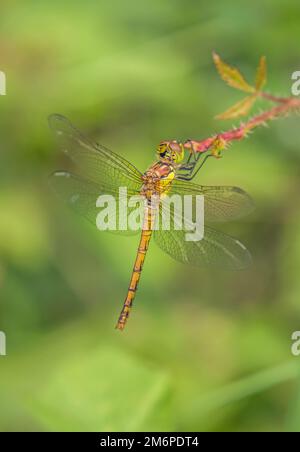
[157,140,184,164]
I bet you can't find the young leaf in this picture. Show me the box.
[255,56,267,91]
[216,95,257,120]
[213,52,255,93]
[210,136,227,158]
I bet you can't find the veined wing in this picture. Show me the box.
[49,114,143,194]
[153,205,252,270]
[50,171,142,235]
[171,179,254,222]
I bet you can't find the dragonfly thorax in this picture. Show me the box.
[141,162,175,199]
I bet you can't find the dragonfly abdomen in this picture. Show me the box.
[116,207,155,330]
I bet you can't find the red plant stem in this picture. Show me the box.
[259,92,288,103]
[183,95,300,155]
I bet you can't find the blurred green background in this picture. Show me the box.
[1,0,300,432]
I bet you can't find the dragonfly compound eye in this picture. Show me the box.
[169,141,184,163]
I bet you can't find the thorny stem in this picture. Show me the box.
[258,92,288,103]
[185,93,300,157]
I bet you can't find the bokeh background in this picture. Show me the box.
[1,0,300,432]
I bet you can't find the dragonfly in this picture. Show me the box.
[49,114,254,330]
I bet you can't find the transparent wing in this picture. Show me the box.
[49,114,144,235]
[153,205,252,270]
[171,179,254,222]
[49,171,141,235]
[49,114,143,193]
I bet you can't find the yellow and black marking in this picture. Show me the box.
[116,150,180,331]
[115,207,155,330]
[156,140,185,164]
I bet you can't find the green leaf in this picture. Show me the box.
[183,361,299,420]
[255,56,267,91]
[28,345,169,432]
[216,95,257,120]
[213,52,255,93]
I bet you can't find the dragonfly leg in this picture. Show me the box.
[178,147,206,172]
[183,143,195,166]
[177,154,213,181]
